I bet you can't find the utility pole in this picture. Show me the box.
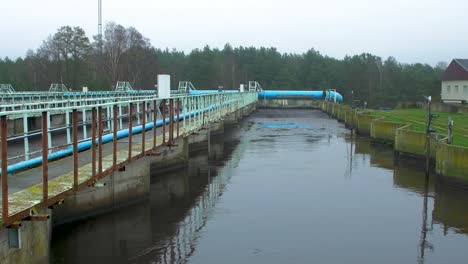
[98,0,102,39]
[425,96,438,175]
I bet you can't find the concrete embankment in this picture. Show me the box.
[0,103,256,264]
[320,101,468,189]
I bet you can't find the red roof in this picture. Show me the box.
[442,59,468,81]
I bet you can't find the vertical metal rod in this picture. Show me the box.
[91,108,97,179]
[82,109,87,139]
[66,110,71,145]
[113,105,118,168]
[118,104,123,130]
[23,113,29,160]
[177,99,180,138]
[72,109,78,190]
[128,103,133,161]
[136,103,141,125]
[47,112,52,154]
[169,99,174,144]
[42,111,48,203]
[142,102,146,155]
[162,100,166,145]
[153,100,157,149]
[98,107,103,175]
[107,106,111,132]
[1,116,8,222]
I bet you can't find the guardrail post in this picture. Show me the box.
[118,104,123,130]
[1,115,9,223]
[169,99,174,144]
[47,112,52,154]
[153,100,157,149]
[162,100,166,145]
[136,102,141,125]
[177,98,180,138]
[42,111,48,203]
[23,113,29,160]
[128,103,133,161]
[113,105,118,169]
[66,110,71,145]
[141,102,146,155]
[82,109,87,139]
[91,108,97,180]
[72,109,78,190]
[107,106,112,132]
[98,107,103,176]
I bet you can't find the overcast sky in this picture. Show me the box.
[2,0,467,65]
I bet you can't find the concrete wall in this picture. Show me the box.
[436,143,468,186]
[395,126,436,158]
[0,206,50,264]
[370,119,406,144]
[355,113,374,135]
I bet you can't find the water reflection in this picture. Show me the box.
[51,109,468,264]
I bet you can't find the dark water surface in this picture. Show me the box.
[50,109,468,264]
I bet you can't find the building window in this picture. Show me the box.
[447,85,451,94]
[455,85,459,94]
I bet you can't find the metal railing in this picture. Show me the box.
[0,92,258,226]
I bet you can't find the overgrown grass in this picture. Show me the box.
[367,108,468,147]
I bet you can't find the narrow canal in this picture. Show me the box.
[50,109,468,264]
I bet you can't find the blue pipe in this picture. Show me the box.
[190,90,343,103]
[4,99,237,175]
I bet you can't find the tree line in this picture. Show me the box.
[0,23,446,107]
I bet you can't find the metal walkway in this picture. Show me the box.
[0,92,258,226]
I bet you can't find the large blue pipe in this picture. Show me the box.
[4,99,236,175]
[190,90,343,102]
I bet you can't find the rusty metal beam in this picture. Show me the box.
[98,107,103,175]
[113,105,118,169]
[91,108,97,180]
[141,102,146,155]
[1,115,8,223]
[128,103,133,161]
[162,100,166,145]
[169,99,174,144]
[72,109,78,190]
[41,111,48,203]
[153,99,157,150]
[177,98,180,138]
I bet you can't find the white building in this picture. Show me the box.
[441,59,468,103]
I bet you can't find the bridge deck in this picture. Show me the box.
[0,122,200,226]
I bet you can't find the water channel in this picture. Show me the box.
[50,109,468,264]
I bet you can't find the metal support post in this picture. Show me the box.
[128,103,133,161]
[82,109,87,139]
[98,107,103,176]
[113,105,118,168]
[142,102,146,155]
[1,115,9,222]
[153,100,157,149]
[42,112,48,203]
[91,108,97,179]
[72,109,78,190]
[23,113,29,160]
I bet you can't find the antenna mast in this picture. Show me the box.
[98,0,102,39]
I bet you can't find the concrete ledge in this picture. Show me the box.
[395,126,436,158]
[370,119,406,144]
[436,143,468,183]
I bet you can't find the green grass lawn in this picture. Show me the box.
[367,108,468,147]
